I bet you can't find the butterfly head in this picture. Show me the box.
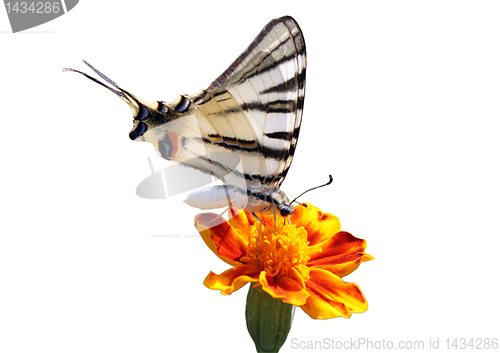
[255,189,294,217]
[278,203,294,217]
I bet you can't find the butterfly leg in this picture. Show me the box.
[219,206,229,218]
[251,212,263,261]
[272,205,278,238]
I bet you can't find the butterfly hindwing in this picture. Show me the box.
[64,16,306,215]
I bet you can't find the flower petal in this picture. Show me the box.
[290,203,341,246]
[195,213,249,267]
[301,268,368,319]
[308,231,374,278]
[228,208,257,229]
[204,265,260,295]
[260,271,310,306]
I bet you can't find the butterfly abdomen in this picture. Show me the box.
[184,185,249,210]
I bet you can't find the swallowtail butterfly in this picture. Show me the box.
[64,16,306,220]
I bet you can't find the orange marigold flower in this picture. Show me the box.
[195,203,373,320]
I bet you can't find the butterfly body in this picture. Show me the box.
[64,16,306,218]
[183,185,293,216]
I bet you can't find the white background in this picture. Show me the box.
[1,1,499,352]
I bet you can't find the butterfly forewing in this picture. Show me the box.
[143,16,306,202]
[205,16,306,196]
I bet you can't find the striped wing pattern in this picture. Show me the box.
[144,16,306,200]
[207,16,306,195]
[65,16,306,213]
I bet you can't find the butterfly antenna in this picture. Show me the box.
[62,61,128,101]
[63,60,142,117]
[290,175,333,204]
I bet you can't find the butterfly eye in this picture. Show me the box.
[280,207,293,217]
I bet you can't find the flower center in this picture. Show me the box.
[246,215,311,280]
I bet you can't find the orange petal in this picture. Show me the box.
[228,208,257,229]
[195,213,249,267]
[204,265,260,295]
[301,268,368,319]
[290,203,341,246]
[289,265,310,288]
[308,231,373,278]
[259,271,310,306]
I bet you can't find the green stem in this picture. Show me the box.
[246,285,294,353]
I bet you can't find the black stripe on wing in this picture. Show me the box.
[194,95,298,116]
[265,131,292,140]
[234,48,302,85]
[245,166,291,186]
[259,69,306,95]
[207,16,300,91]
[201,135,287,160]
[178,150,288,190]
[202,16,306,194]
[240,100,295,114]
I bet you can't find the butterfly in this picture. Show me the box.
[64,16,306,220]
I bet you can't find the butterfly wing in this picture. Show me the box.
[65,16,306,209]
[206,16,306,195]
[148,16,306,199]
